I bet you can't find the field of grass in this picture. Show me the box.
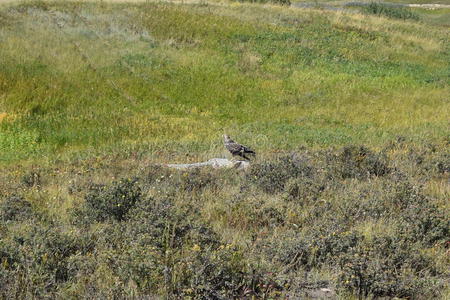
[414,7,450,26]
[0,0,449,298]
[0,0,449,164]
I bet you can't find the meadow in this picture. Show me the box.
[0,0,449,298]
[0,0,448,163]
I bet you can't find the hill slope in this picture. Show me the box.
[0,0,449,163]
[0,1,449,299]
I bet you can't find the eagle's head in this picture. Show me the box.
[223,134,232,143]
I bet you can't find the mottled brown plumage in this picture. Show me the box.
[223,134,255,160]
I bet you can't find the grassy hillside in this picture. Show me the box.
[0,1,449,299]
[0,0,448,163]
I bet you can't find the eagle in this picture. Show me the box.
[223,134,256,161]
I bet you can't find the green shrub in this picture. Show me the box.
[327,146,390,180]
[429,152,450,175]
[337,236,441,298]
[0,223,83,298]
[125,196,205,249]
[0,11,13,27]
[267,229,361,271]
[235,0,291,6]
[143,167,222,194]
[177,246,248,298]
[247,154,314,194]
[78,196,226,296]
[177,169,221,193]
[270,0,291,5]
[218,195,286,229]
[124,195,221,255]
[76,178,141,223]
[363,2,420,21]
[0,194,33,222]
[399,201,449,246]
[177,244,286,298]
[332,179,421,223]
[21,171,41,188]
[283,176,325,204]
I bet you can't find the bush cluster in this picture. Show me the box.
[74,178,141,223]
[0,223,85,298]
[337,236,441,298]
[0,145,448,299]
[0,194,33,222]
[327,145,390,180]
[247,153,314,194]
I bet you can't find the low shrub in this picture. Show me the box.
[143,167,222,195]
[283,176,325,205]
[363,2,420,21]
[333,179,423,223]
[337,236,441,298]
[219,196,286,229]
[177,246,248,298]
[125,195,220,250]
[0,223,83,298]
[177,169,221,193]
[327,145,390,180]
[0,194,33,222]
[429,152,450,175]
[267,229,361,272]
[247,154,314,194]
[399,201,449,246]
[235,0,291,6]
[74,178,141,223]
[21,171,41,188]
[0,11,13,27]
[0,145,448,298]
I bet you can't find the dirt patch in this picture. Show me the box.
[407,4,450,9]
[0,112,7,122]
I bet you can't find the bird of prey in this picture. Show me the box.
[223,134,256,161]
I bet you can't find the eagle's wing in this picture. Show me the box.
[226,142,256,159]
[226,142,243,155]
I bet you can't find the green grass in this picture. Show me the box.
[0,0,449,164]
[414,7,450,26]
